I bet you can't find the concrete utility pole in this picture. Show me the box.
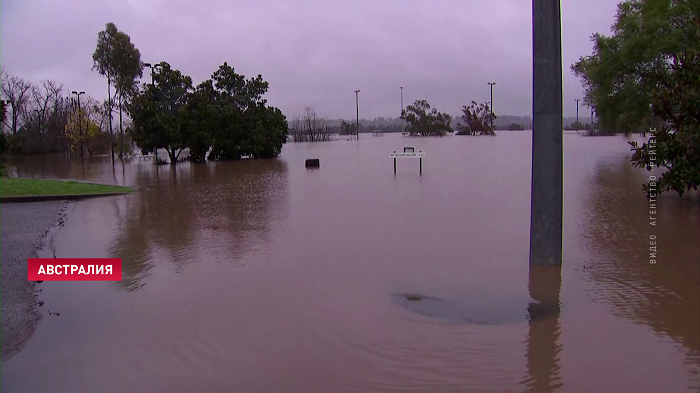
[530,0,563,266]
[487,82,496,129]
[355,90,360,140]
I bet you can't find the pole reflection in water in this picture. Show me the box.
[523,265,563,392]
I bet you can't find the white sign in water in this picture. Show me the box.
[390,152,426,158]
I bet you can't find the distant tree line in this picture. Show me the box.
[2,23,288,166]
[1,69,115,156]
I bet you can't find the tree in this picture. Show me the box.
[289,107,332,142]
[182,81,217,162]
[567,121,584,131]
[508,123,525,131]
[401,99,453,136]
[129,61,287,163]
[1,69,33,135]
[339,120,355,136]
[629,49,700,196]
[92,23,117,161]
[456,101,496,135]
[130,63,192,165]
[1,99,6,125]
[29,80,64,153]
[92,23,143,159]
[245,105,288,157]
[207,62,286,159]
[64,104,100,157]
[571,0,700,134]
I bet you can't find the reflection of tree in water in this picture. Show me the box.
[583,157,700,375]
[110,159,288,291]
[522,265,563,393]
[8,154,126,184]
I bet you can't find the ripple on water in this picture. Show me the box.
[391,292,533,325]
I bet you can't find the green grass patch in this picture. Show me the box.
[0,177,134,197]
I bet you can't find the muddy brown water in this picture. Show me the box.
[2,132,698,392]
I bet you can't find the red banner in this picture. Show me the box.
[28,258,122,281]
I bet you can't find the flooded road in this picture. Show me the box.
[2,132,698,392]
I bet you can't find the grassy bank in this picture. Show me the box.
[0,177,133,197]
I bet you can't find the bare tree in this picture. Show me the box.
[29,80,64,153]
[290,116,305,142]
[291,107,333,142]
[1,69,33,134]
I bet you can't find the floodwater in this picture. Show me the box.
[2,132,699,393]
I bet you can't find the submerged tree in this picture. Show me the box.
[401,99,453,136]
[130,62,192,164]
[339,120,355,136]
[571,0,700,134]
[629,50,700,197]
[207,62,287,160]
[289,107,333,142]
[92,22,143,159]
[129,61,287,164]
[64,103,101,157]
[456,101,496,136]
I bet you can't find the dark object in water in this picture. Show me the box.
[406,295,421,301]
[305,159,320,168]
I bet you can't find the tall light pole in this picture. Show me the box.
[575,98,580,127]
[33,108,45,154]
[144,62,162,161]
[487,82,496,130]
[530,0,563,266]
[143,62,162,86]
[72,91,86,159]
[400,86,404,134]
[355,90,360,140]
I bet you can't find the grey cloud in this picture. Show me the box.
[1,0,621,120]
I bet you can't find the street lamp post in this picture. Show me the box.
[144,62,162,161]
[400,86,404,134]
[355,90,360,140]
[487,82,496,130]
[143,63,162,86]
[72,91,86,159]
[33,108,45,153]
[575,98,580,128]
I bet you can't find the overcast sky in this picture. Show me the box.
[1,0,620,120]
